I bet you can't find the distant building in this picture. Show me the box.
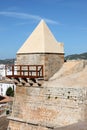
[0,64,15,79]
[0,80,16,96]
[0,64,16,96]
[0,64,5,78]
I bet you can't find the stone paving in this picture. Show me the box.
[0,116,9,130]
[54,121,87,130]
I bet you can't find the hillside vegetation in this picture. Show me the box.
[0,58,15,64]
[65,52,87,60]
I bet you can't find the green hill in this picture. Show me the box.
[65,52,87,60]
[0,59,15,64]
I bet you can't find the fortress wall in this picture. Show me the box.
[8,85,87,130]
[16,53,64,80]
[8,120,50,130]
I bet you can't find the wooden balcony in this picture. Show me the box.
[5,65,44,79]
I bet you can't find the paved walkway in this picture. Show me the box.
[54,121,87,130]
[0,116,9,130]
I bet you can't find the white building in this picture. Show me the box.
[0,64,16,96]
[0,64,5,78]
[0,80,16,96]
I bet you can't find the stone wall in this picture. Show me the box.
[8,120,50,130]
[8,85,87,130]
[16,53,64,80]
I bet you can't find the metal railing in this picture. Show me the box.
[5,65,44,78]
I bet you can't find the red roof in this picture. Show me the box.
[0,96,13,103]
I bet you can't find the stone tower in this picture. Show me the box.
[7,20,64,130]
[16,19,64,80]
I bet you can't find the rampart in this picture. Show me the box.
[8,84,87,130]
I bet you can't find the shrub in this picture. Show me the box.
[6,87,14,97]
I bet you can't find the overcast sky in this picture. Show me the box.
[0,0,87,59]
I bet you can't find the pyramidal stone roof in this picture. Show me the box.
[17,19,64,54]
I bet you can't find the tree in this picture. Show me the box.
[6,87,14,97]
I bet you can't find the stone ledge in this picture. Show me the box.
[8,117,54,130]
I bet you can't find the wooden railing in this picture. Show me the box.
[5,65,44,78]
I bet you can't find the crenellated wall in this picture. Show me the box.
[16,53,64,80]
[8,85,87,130]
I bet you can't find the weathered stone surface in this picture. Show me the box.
[0,116,9,130]
[16,53,64,80]
[8,120,51,130]
[8,85,87,130]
